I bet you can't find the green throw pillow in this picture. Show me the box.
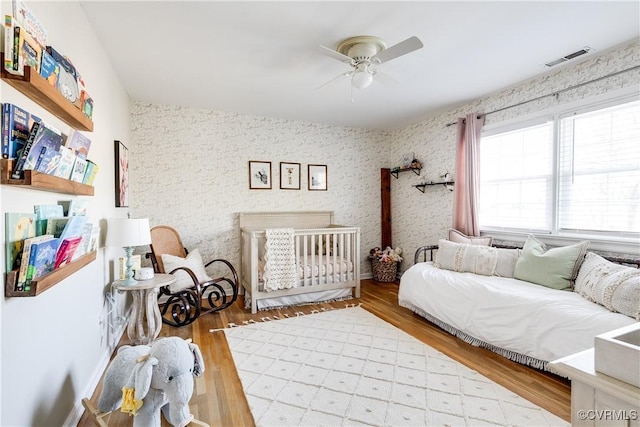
[514,235,589,290]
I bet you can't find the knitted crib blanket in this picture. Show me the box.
[263,228,297,291]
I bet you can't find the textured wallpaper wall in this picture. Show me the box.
[131,39,638,278]
[130,107,389,276]
[388,39,639,273]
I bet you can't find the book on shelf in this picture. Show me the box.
[3,15,21,75]
[17,21,41,74]
[68,199,88,216]
[118,254,142,280]
[24,237,59,291]
[33,204,63,236]
[58,214,88,242]
[72,222,94,261]
[87,224,100,253]
[12,0,48,48]
[83,160,99,185]
[10,120,39,179]
[45,216,69,238]
[15,234,53,291]
[2,103,40,160]
[22,120,63,171]
[54,236,82,269]
[39,49,58,88]
[45,46,79,104]
[52,146,75,179]
[65,129,91,159]
[69,156,87,182]
[34,145,62,175]
[4,212,35,271]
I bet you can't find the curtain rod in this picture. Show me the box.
[444,64,640,127]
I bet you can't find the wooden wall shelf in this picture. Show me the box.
[5,251,97,297]
[1,63,93,132]
[1,159,94,195]
[414,181,455,193]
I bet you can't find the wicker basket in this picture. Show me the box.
[370,258,398,282]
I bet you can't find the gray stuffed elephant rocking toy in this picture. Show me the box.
[97,337,205,427]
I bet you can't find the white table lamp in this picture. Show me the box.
[106,218,151,285]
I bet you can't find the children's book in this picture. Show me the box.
[16,234,53,290]
[65,129,91,159]
[69,156,87,182]
[58,215,88,242]
[45,216,69,238]
[54,236,82,269]
[12,0,48,48]
[11,120,40,179]
[2,103,40,159]
[22,121,63,171]
[4,15,21,75]
[39,49,58,87]
[17,23,41,74]
[52,146,75,179]
[83,160,99,185]
[68,199,88,216]
[34,145,62,175]
[33,204,63,236]
[25,237,60,290]
[4,212,35,271]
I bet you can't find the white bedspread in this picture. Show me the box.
[399,262,636,364]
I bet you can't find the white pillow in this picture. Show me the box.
[448,229,492,246]
[161,248,213,293]
[434,239,519,278]
[575,252,640,320]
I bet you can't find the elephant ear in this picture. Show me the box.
[188,342,205,377]
[133,356,159,401]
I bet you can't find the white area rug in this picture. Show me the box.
[221,306,568,427]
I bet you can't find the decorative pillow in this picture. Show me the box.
[575,252,640,320]
[161,248,213,293]
[513,235,589,290]
[448,229,493,246]
[434,239,519,278]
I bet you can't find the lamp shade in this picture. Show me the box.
[106,218,151,248]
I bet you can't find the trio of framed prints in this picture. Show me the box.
[249,161,327,191]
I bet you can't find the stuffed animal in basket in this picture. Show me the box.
[97,337,204,427]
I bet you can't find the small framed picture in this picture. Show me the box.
[280,162,301,190]
[402,152,414,169]
[248,161,272,189]
[308,164,328,191]
[114,140,129,207]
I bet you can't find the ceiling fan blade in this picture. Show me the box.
[373,36,423,64]
[319,45,353,64]
[317,71,352,89]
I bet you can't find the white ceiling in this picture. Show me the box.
[79,1,640,130]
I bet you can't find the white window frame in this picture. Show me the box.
[479,87,640,255]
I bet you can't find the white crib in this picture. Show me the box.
[240,211,361,314]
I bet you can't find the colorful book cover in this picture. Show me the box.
[58,215,88,242]
[16,234,53,290]
[11,120,40,179]
[52,146,75,179]
[2,103,40,160]
[45,216,69,238]
[4,15,21,75]
[69,156,87,182]
[65,129,91,159]
[4,212,35,271]
[54,236,82,269]
[39,49,58,87]
[25,238,60,289]
[18,23,41,74]
[34,145,62,175]
[23,121,63,171]
[12,0,48,48]
[72,222,93,261]
[83,160,99,185]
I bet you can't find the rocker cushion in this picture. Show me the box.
[161,248,213,292]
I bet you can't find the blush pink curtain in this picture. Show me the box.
[453,113,485,236]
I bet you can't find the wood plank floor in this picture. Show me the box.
[77,280,570,426]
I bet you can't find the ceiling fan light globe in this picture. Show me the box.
[352,70,374,89]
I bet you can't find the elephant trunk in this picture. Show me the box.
[160,373,194,427]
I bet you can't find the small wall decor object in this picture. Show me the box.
[249,160,272,189]
[402,152,414,169]
[114,140,129,207]
[280,162,300,190]
[308,164,327,191]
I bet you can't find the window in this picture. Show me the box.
[479,96,640,241]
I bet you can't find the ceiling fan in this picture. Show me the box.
[319,35,424,95]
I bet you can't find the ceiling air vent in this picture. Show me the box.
[545,47,592,67]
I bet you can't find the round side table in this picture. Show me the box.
[113,273,175,345]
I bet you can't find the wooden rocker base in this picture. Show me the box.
[81,398,210,427]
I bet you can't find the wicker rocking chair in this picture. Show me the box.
[147,225,238,326]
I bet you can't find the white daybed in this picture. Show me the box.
[239,211,360,314]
